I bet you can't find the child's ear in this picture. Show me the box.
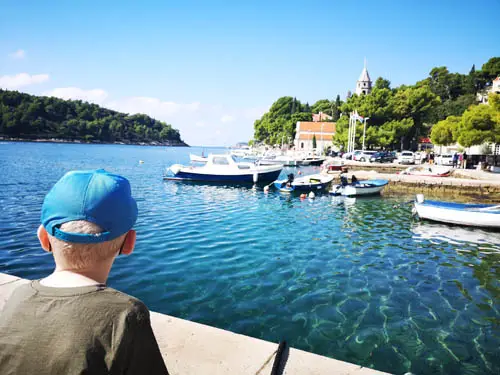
[37,225,51,252]
[121,230,136,256]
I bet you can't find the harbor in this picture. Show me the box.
[1,143,499,375]
[326,160,500,202]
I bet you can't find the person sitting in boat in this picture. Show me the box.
[281,173,294,188]
[351,175,358,185]
[340,173,349,186]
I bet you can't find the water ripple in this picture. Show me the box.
[1,143,499,374]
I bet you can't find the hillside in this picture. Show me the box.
[0,89,187,146]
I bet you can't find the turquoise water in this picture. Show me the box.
[1,142,499,374]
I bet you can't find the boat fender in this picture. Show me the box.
[416,194,425,204]
[263,186,270,193]
[308,191,315,199]
[169,164,182,175]
[253,172,259,183]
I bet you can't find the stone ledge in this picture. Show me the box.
[0,273,390,375]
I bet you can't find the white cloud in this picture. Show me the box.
[9,49,26,59]
[221,114,234,123]
[107,96,200,117]
[0,73,49,89]
[43,87,109,104]
[195,121,206,127]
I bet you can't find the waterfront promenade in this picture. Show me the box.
[0,273,390,375]
[326,159,500,201]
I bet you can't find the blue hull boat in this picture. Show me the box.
[164,154,283,184]
[273,173,334,192]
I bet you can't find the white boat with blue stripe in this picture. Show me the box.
[413,194,500,228]
[273,173,334,192]
[165,154,283,184]
[330,176,389,196]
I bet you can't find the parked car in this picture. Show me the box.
[398,151,415,164]
[353,150,377,162]
[370,151,397,163]
[437,154,454,166]
[342,150,362,160]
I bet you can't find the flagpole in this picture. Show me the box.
[362,117,369,151]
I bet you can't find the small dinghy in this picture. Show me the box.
[273,173,334,192]
[399,165,451,177]
[413,194,500,228]
[330,175,388,196]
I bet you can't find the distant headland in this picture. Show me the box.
[0,89,188,146]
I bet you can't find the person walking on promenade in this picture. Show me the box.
[462,151,468,169]
[459,153,464,169]
[429,151,435,165]
[0,169,169,375]
[452,152,458,168]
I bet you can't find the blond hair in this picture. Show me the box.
[50,221,125,270]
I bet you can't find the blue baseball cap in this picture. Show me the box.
[41,169,138,243]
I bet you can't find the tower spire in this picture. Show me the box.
[355,59,372,95]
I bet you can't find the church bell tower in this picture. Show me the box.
[355,59,372,95]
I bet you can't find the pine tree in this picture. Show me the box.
[312,134,317,149]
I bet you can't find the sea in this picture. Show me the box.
[0,142,499,375]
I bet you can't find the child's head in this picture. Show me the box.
[38,170,138,270]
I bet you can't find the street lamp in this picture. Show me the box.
[362,117,370,151]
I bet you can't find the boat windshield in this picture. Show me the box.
[231,155,239,163]
[213,156,230,165]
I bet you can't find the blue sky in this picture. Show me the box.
[1,0,499,146]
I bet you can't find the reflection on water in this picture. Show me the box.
[1,143,499,375]
[412,222,500,251]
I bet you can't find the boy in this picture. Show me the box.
[0,169,169,375]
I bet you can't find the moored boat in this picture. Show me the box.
[399,165,451,177]
[165,154,283,184]
[189,153,208,163]
[413,194,500,228]
[273,173,334,192]
[330,177,388,196]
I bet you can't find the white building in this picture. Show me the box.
[355,61,372,95]
[477,76,500,104]
[294,121,336,152]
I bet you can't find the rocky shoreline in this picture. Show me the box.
[0,137,189,147]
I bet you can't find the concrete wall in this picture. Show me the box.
[0,273,390,375]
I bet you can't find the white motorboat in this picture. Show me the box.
[258,155,300,167]
[273,173,334,192]
[165,154,283,184]
[330,177,388,196]
[189,153,208,163]
[413,194,500,228]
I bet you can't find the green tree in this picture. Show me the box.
[430,116,460,145]
[0,89,184,144]
[481,57,500,81]
[374,77,391,90]
[457,104,499,147]
[312,134,317,149]
[311,99,332,115]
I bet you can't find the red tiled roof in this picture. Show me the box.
[298,122,336,133]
